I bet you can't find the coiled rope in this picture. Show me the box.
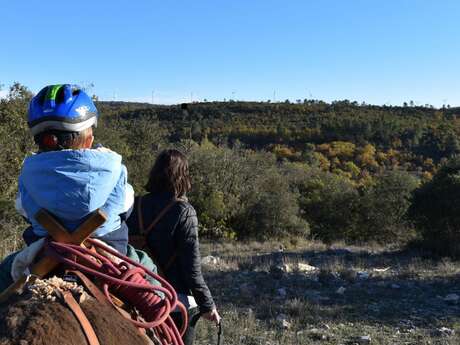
[44,238,187,345]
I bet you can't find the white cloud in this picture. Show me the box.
[0,90,7,99]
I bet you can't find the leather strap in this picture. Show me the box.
[0,209,107,304]
[70,270,107,305]
[70,271,146,334]
[138,196,178,235]
[135,195,180,275]
[162,251,179,273]
[60,290,101,345]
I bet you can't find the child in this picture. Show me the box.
[15,84,133,254]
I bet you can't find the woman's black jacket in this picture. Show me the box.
[126,192,215,313]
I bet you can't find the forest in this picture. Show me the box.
[1,83,460,257]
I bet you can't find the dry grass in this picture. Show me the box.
[0,220,23,259]
[196,240,460,345]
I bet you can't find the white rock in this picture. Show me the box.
[201,255,219,265]
[297,263,317,272]
[281,319,291,330]
[336,286,346,295]
[277,288,287,297]
[282,263,293,273]
[307,328,329,340]
[276,314,291,330]
[444,294,459,304]
[373,267,390,272]
[357,271,370,280]
[437,327,455,336]
[357,335,371,344]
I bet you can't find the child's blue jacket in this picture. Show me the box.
[16,148,134,238]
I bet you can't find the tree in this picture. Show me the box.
[7,82,33,101]
[0,83,34,200]
[297,168,359,242]
[409,157,460,257]
[445,134,460,157]
[357,170,419,242]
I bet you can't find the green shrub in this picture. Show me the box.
[409,157,460,257]
[295,168,359,242]
[188,142,308,239]
[0,84,34,200]
[0,200,27,259]
[187,141,248,237]
[232,168,309,240]
[357,170,419,243]
[294,166,418,244]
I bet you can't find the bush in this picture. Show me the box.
[409,157,460,257]
[295,168,359,243]
[188,141,309,239]
[356,170,419,243]
[187,141,249,237]
[0,200,27,259]
[293,166,418,244]
[0,84,34,200]
[233,167,309,240]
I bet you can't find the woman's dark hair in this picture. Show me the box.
[145,149,192,197]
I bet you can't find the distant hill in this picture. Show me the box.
[97,100,460,182]
[1,86,458,244]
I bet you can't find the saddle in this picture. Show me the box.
[0,209,186,345]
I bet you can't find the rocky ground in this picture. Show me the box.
[194,240,460,345]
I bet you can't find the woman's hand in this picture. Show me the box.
[202,308,221,325]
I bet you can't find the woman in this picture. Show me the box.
[127,149,220,345]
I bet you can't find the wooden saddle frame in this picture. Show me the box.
[0,209,108,345]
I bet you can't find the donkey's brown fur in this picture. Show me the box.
[0,293,151,345]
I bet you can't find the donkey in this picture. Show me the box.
[0,287,154,345]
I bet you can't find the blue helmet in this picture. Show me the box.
[28,84,98,136]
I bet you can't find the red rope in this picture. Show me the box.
[44,238,188,345]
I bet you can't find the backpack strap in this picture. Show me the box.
[135,195,181,275]
[162,251,179,273]
[144,198,178,235]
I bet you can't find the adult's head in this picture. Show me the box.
[28,84,98,151]
[145,149,192,198]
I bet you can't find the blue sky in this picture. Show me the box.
[1,1,460,106]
